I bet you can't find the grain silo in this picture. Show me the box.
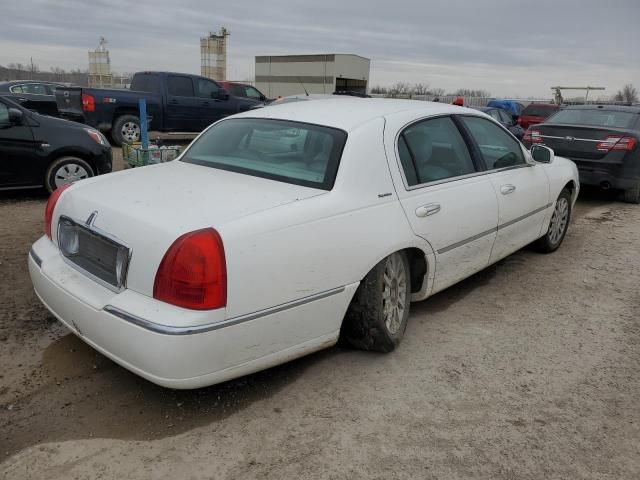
[88,37,112,88]
[201,28,229,81]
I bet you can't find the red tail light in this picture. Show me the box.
[523,128,543,144]
[82,93,95,112]
[44,184,72,239]
[596,135,637,152]
[153,228,227,310]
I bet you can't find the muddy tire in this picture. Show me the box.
[622,183,640,204]
[532,188,571,253]
[111,114,140,146]
[45,156,94,194]
[341,251,411,352]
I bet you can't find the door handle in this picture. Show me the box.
[415,203,441,217]
[500,184,516,195]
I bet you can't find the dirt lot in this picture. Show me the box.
[1,151,639,479]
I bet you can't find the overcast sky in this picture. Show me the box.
[1,0,638,97]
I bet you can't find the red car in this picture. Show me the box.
[218,81,268,102]
[518,103,560,130]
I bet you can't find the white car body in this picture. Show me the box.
[29,99,579,388]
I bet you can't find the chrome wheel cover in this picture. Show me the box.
[54,163,89,188]
[548,197,569,244]
[382,253,408,335]
[121,121,140,142]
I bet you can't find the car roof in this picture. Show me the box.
[235,98,480,132]
[0,80,62,87]
[561,104,640,113]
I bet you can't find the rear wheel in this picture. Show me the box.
[341,252,411,352]
[112,114,140,146]
[622,183,640,204]
[532,188,571,253]
[45,156,94,193]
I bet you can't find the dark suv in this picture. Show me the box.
[523,105,640,202]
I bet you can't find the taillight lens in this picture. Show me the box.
[82,93,95,112]
[523,128,542,144]
[44,184,72,239]
[153,228,227,310]
[596,135,637,152]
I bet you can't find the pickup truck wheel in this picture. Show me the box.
[532,188,571,253]
[112,114,141,146]
[341,251,411,353]
[622,183,640,204]
[45,156,94,193]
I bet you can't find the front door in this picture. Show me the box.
[0,101,37,187]
[385,114,500,293]
[195,78,235,130]
[458,115,551,262]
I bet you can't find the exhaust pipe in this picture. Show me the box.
[600,181,611,190]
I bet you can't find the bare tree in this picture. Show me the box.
[412,83,430,96]
[370,85,389,95]
[614,84,638,103]
[389,81,412,97]
[454,88,491,97]
[429,87,445,97]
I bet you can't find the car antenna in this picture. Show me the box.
[297,77,309,96]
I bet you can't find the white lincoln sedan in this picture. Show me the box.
[29,99,579,389]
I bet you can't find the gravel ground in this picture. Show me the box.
[1,152,639,479]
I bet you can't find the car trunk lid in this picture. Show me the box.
[535,124,631,160]
[54,161,327,297]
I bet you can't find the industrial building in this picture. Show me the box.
[201,28,229,81]
[88,37,112,88]
[255,54,370,98]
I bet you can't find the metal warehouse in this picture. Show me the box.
[255,54,370,98]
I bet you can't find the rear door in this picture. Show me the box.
[458,115,550,262]
[384,114,499,294]
[0,100,38,187]
[165,75,200,131]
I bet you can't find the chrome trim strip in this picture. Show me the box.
[498,203,552,230]
[437,227,497,254]
[436,203,552,254]
[30,247,43,268]
[103,286,346,336]
[540,135,600,143]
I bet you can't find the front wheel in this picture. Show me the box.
[341,251,411,352]
[45,156,94,193]
[532,188,571,253]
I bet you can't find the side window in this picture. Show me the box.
[197,79,220,98]
[167,76,195,97]
[25,84,48,95]
[398,116,476,186]
[9,85,24,94]
[460,116,525,170]
[487,109,502,121]
[244,86,263,99]
[498,110,512,124]
[231,86,245,97]
[0,103,9,124]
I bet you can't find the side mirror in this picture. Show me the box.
[8,108,23,125]
[531,144,554,164]
[259,94,266,102]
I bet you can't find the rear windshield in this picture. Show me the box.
[546,109,636,128]
[181,118,347,190]
[522,105,558,117]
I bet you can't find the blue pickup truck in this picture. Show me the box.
[55,71,265,146]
